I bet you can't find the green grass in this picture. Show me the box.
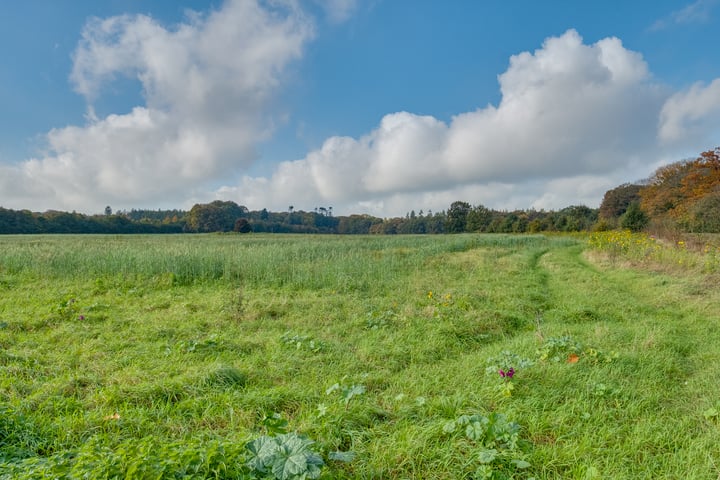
[1,233,719,478]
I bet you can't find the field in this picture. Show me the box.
[1,233,719,479]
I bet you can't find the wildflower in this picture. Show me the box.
[104,413,120,420]
[499,367,515,378]
[78,315,85,321]
[567,353,580,364]
[427,291,433,299]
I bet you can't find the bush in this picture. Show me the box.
[619,202,648,232]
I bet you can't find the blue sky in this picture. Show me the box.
[1,0,719,216]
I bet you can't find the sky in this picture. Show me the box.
[1,0,719,217]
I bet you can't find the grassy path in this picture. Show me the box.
[529,244,720,478]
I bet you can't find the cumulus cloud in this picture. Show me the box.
[4,0,312,212]
[659,78,720,144]
[221,29,676,216]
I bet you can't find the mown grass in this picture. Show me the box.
[0,233,719,478]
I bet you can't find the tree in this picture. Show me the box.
[640,147,720,228]
[104,206,112,216]
[445,201,471,233]
[337,214,381,234]
[234,218,253,233]
[466,205,492,232]
[619,202,648,232]
[687,191,720,232]
[599,184,642,221]
[556,205,597,231]
[187,201,248,232]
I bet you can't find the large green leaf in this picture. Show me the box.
[246,436,279,472]
[465,421,487,442]
[271,452,308,480]
[478,448,498,464]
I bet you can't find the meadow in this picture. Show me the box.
[1,233,719,479]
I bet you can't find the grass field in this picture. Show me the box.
[1,233,719,479]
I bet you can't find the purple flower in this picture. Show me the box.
[78,315,85,321]
[499,368,515,378]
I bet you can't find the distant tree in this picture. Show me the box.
[640,160,693,218]
[599,183,642,221]
[104,205,112,216]
[640,147,720,227]
[187,201,248,232]
[466,204,492,232]
[337,214,381,234]
[234,218,252,233]
[687,191,720,232]
[557,205,597,231]
[620,202,648,232]
[425,211,446,234]
[445,201,471,233]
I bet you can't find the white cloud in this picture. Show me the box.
[658,78,720,144]
[221,30,677,216]
[311,0,358,23]
[3,0,313,212]
[650,0,718,30]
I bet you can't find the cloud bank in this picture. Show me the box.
[225,29,715,216]
[2,2,720,217]
[1,0,312,211]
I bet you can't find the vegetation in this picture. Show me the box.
[0,203,601,236]
[599,147,720,234]
[1,233,720,478]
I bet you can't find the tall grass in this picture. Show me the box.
[0,234,568,290]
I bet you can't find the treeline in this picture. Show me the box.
[2,147,717,235]
[0,208,182,234]
[597,147,720,233]
[0,201,598,235]
[186,202,598,234]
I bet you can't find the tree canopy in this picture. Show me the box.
[640,147,720,231]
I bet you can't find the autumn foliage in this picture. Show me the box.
[639,147,720,232]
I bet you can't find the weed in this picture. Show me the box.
[443,412,532,478]
[326,380,366,410]
[364,308,396,330]
[246,432,324,480]
[280,332,325,353]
